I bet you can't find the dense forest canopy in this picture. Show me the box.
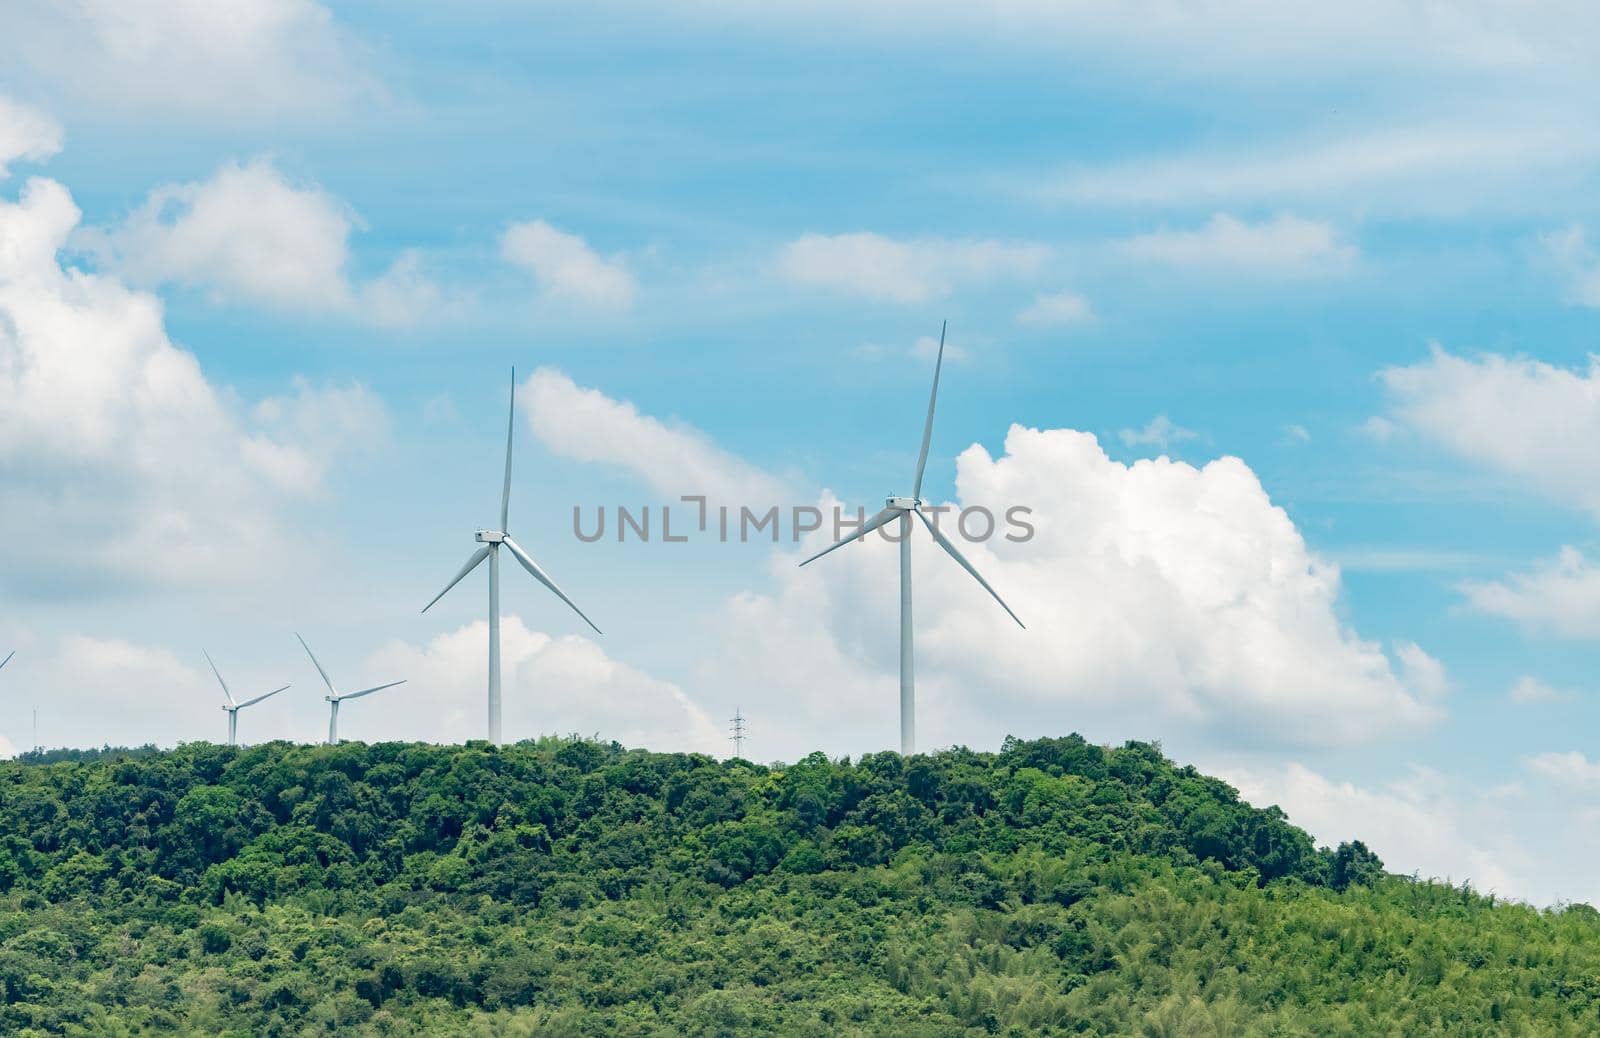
[0,735,1595,1035]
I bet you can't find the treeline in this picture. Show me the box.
[0,735,1594,1035]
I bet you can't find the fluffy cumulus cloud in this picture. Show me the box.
[1116,213,1355,273]
[1222,762,1533,898]
[0,97,62,179]
[500,220,635,310]
[521,368,788,507]
[0,633,288,753]
[0,0,375,118]
[1223,752,1600,907]
[80,158,441,325]
[703,425,1445,759]
[777,231,1047,303]
[0,619,721,755]
[0,174,384,593]
[1378,345,1600,515]
[1460,546,1600,638]
[367,617,723,751]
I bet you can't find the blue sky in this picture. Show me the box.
[3,2,1600,905]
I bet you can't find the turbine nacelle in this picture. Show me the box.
[475,529,507,544]
[886,495,918,511]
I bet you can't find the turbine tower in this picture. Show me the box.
[204,651,289,747]
[422,369,601,745]
[799,322,1024,756]
[296,633,405,745]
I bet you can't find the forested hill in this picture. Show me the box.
[2,737,1597,1036]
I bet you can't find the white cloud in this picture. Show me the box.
[1395,641,1451,701]
[1541,224,1600,307]
[0,634,285,753]
[662,3,1600,84]
[357,249,447,327]
[368,617,723,751]
[500,220,635,310]
[777,231,1047,303]
[1117,213,1355,273]
[703,425,1445,759]
[1509,676,1573,704]
[521,368,787,507]
[1118,415,1197,450]
[910,333,969,363]
[1223,762,1532,899]
[0,174,380,592]
[1378,345,1600,515]
[1525,750,1600,792]
[1,1,375,119]
[1461,547,1600,638]
[0,620,720,755]
[1016,290,1093,327]
[80,158,440,325]
[249,378,389,494]
[0,97,62,179]
[1042,123,1596,211]
[858,334,972,363]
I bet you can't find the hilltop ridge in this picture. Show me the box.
[1,736,1595,1035]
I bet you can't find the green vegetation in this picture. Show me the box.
[0,735,1595,1035]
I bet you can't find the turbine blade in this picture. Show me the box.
[421,545,490,614]
[797,506,902,567]
[911,319,947,501]
[915,508,1025,629]
[203,650,235,706]
[502,536,603,635]
[236,684,290,710]
[295,633,338,694]
[501,367,516,530]
[1,650,14,672]
[339,679,406,703]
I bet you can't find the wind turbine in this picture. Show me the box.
[422,369,601,745]
[296,633,405,745]
[204,651,289,747]
[799,321,1024,756]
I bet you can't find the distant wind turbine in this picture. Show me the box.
[799,321,1024,756]
[422,369,601,745]
[204,651,289,747]
[296,633,405,745]
[0,651,12,673]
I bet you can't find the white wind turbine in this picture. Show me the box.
[296,633,405,745]
[204,651,289,747]
[422,369,601,745]
[799,322,1024,755]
